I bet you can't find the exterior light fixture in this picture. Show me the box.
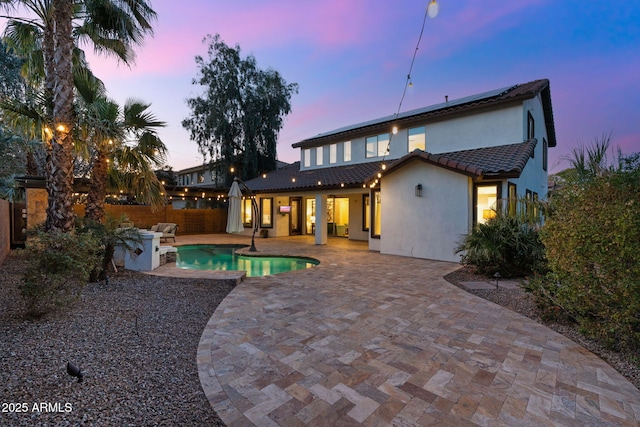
[377,172,382,178]
[382,164,387,170]
[262,173,267,178]
[392,126,398,135]
[340,183,344,187]
[427,0,439,18]
[317,180,322,185]
[415,184,423,197]
[230,167,235,173]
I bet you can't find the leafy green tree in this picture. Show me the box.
[537,157,640,350]
[0,38,45,198]
[528,136,640,350]
[183,34,298,185]
[1,0,157,231]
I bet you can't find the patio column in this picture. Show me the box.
[315,193,327,245]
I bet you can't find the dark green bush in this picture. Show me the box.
[20,230,102,316]
[456,212,546,278]
[531,165,640,351]
[77,215,142,282]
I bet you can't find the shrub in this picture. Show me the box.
[533,164,640,351]
[20,230,102,316]
[456,211,546,278]
[77,215,142,282]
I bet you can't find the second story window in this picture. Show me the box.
[304,149,311,167]
[408,126,426,152]
[329,144,337,164]
[366,133,389,158]
[344,141,351,162]
[316,146,323,166]
[527,111,535,140]
[198,172,204,183]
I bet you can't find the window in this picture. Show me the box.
[543,138,548,171]
[366,134,389,158]
[304,149,311,167]
[371,190,381,237]
[363,194,370,231]
[408,126,426,152]
[197,172,204,183]
[475,183,501,225]
[242,198,253,226]
[527,111,535,140]
[343,141,351,162]
[329,144,337,164]
[316,146,323,166]
[260,197,273,228]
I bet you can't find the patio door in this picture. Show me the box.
[290,197,302,235]
[327,197,349,237]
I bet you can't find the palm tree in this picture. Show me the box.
[1,0,157,231]
[74,82,167,222]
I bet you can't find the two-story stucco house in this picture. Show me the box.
[243,78,556,262]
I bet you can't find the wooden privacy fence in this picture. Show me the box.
[73,205,228,235]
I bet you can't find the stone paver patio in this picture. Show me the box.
[166,235,640,426]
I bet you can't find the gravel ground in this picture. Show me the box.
[445,266,640,391]
[1,251,235,426]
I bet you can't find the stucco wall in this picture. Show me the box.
[427,105,522,154]
[379,161,471,263]
[0,199,10,266]
[301,104,524,170]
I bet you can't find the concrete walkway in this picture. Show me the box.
[170,235,640,426]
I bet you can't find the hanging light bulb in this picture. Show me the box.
[392,126,398,135]
[428,0,439,18]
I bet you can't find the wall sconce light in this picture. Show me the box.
[415,184,423,197]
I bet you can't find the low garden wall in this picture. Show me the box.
[0,199,10,266]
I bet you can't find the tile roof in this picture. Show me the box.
[373,139,538,182]
[245,161,384,193]
[293,79,556,149]
[246,140,536,193]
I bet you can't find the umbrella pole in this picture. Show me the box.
[234,177,259,252]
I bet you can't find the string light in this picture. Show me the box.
[377,0,438,182]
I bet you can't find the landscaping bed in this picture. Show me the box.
[0,251,234,426]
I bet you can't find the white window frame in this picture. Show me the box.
[343,141,351,162]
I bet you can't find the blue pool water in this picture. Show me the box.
[176,244,319,277]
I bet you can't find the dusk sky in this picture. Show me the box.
[82,0,639,173]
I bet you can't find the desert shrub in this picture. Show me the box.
[456,212,546,278]
[533,163,640,351]
[77,215,142,282]
[20,230,102,316]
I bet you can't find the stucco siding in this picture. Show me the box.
[379,161,470,262]
[427,105,522,154]
[299,104,524,170]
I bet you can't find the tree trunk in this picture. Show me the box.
[46,0,75,232]
[85,149,108,223]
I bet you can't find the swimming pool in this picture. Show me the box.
[176,244,319,277]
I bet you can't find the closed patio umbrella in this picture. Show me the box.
[226,180,244,234]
